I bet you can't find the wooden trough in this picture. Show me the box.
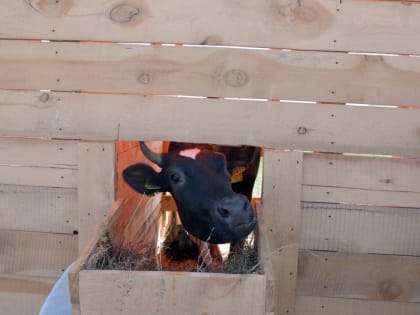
[1,1,420,314]
[68,199,274,315]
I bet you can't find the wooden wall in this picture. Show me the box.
[0,138,116,315]
[263,151,420,315]
[0,0,419,314]
[0,138,78,314]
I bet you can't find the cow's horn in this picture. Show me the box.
[140,142,164,167]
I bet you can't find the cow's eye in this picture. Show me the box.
[170,173,181,183]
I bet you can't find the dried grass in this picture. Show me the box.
[85,231,261,274]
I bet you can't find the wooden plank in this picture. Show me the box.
[79,270,266,315]
[304,154,420,193]
[1,90,420,156]
[262,150,304,315]
[72,303,81,315]
[0,230,77,278]
[0,138,77,167]
[69,201,123,307]
[2,40,420,106]
[77,142,116,253]
[297,251,420,302]
[0,165,77,188]
[0,184,77,233]
[300,203,420,256]
[2,1,420,54]
[303,186,420,208]
[296,296,420,315]
[256,203,276,314]
[0,274,56,315]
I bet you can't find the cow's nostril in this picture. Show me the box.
[243,200,249,211]
[218,208,231,218]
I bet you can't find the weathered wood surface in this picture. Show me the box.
[0,136,77,188]
[1,40,420,106]
[296,296,420,315]
[0,138,78,167]
[78,270,266,315]
[1,90,419,156]
[256,203,276,314]
[2,1,420,54]
[0,230,76,314]
[302,153,420,207]
[300,203,420,256]
[0,165,77,188]
[263,150,304,315]
[0,230,77,278]
[0,274,56,315]
[303,186,420,208]
[0,184,77,233]
[0,138,79,314]
[304,154,420,193]
[77,142,116,252]
[297,251,420,303]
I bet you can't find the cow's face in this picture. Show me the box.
[123,143,256,244]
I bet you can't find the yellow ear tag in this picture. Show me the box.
[144,182,162,190]
[231,166,246,184]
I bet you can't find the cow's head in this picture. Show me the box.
[123,142,256,244]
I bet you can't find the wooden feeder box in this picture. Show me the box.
[69,199,274,315]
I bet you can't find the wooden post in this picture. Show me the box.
[77,142,116,253]
[262,149,304,315]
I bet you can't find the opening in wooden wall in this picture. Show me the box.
[86,140,264,274]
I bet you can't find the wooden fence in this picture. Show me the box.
[0,1,419,314]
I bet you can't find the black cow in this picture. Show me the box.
[123,142,260,245]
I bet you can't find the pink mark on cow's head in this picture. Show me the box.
[179,148,201,160]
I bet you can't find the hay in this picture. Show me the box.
[84,231,261,274]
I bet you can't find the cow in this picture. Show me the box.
[123,142,260,262]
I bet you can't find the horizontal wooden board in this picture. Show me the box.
[2,1,420,54]
[303,154,420,193]
[300,203,420,256]
[2,40,420,106]
[79,270,266,315]
[0,230,77,278]
[1,90,420,156]
[0,165,77,188]
[297,251,420,302]
[303,186,420,208]
[0,184,77,233]
[0,138,77,168]
[0,274,56,315]
[296,296,420,315]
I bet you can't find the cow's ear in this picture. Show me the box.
[123,164,169,196]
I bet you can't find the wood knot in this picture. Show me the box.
[137,72,152,85]
[378,280,402,300]
[272,1,333,39]
[27,0,73,17]
[297,126,308,135]
[380,178,392,184]
[223,69,248,87]
[39,93,50,103]
[110,4,140,23]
